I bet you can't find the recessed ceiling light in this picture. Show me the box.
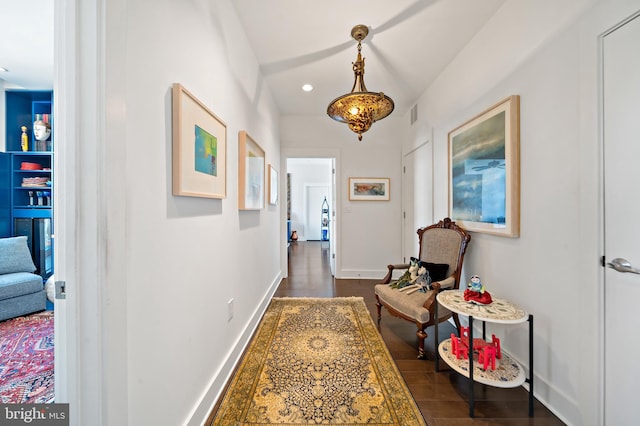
[0,67,7,72]
[302,84,313,92]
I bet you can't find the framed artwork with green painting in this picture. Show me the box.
[172,83,227,198]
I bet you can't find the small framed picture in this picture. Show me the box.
[238,131,265,210]
[348,177,390,201]
[268,164,278,206]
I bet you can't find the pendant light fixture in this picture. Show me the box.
[327,25,394,141]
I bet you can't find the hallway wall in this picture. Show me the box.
[404,1,640,424]
[99,0,282,424]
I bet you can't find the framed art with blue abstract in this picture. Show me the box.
[448,95,520,237]
[172,83,227,198]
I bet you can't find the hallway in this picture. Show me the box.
[275,241,564,425]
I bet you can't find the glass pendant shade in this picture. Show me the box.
[327,25,394,141]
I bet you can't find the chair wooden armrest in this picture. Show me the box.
[381,263,410,284]
[422,281,441,310]
[422,274,455,308]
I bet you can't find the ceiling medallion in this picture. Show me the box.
[327,24,394,141]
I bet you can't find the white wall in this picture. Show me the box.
[405,1,640,424]
[280,115,405,278]
[97,0,282,424]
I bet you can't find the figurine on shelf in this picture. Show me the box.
[456,326,502,370]
[21,126,29,152]
[463,274,493,305]
[33,120,51,151]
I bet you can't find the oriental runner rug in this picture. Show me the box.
[0,311,54,403]
[209,297,426,425]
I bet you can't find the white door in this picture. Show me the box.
[305,185,328,241]
[403,142,433,262]
[603,13,640,425]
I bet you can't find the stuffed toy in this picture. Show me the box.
[391,257,433,293]
[463,275,493,304]
[414,265,432,293]
[390,257,420,289]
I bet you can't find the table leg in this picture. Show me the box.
[528,314,534,417]
[469,315,475,417]
[435,297,440,372]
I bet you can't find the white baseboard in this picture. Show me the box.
[185,272,282,425]
[337,269,387,280]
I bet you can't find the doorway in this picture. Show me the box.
[402,141,433,262]
[602,12,640,425]
[0,1,62,405]
[285,156,337,276]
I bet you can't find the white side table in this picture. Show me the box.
[435,290,534,417]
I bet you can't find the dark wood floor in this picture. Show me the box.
[275,241,566,426]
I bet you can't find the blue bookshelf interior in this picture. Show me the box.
[2,90,54,280]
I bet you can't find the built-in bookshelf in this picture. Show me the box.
[1,90,54,279]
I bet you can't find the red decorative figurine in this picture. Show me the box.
[463,274,493,305]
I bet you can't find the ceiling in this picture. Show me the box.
[0,0,54,90]
[0,0,507,117]
[232,0,506,116]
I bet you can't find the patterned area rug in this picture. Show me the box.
[209,297,426,425]
[0,311,54,403]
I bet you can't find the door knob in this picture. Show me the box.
[607,258,640,274]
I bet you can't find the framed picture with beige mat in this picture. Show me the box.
[448,95,520,237]
[238,130,265,210]
[348,177,390,201]
[171,83,227,199]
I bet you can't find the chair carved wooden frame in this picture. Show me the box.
[375,218,471,359]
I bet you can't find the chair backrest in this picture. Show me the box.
[416,218,471,289]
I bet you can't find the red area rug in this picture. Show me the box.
[0,311,54,403]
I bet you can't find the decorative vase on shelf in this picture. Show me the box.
[290,230,298,241]
[21,126,29,152]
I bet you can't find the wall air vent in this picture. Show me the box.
[410,104,418,125]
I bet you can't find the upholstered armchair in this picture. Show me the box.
[375,218,471,359]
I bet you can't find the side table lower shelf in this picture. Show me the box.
[438,338,526,388]
[435,290,534,418]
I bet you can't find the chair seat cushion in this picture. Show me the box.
[375,284,434,323]
[0,272,44,301]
